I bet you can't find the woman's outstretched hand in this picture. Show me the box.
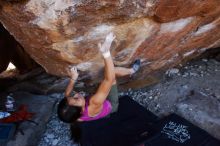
[98,32,116,57]
[69,66,79,80]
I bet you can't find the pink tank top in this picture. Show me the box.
[79,98,112,121]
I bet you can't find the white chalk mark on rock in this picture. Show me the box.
[194,23,215,36]
[160,17,194,34]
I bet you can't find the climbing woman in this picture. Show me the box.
[57,32,141,141]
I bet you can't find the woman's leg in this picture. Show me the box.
[114,67,134,77]
[106,64,119,112]
[107,83,119,113]
[107,66,133,113]
[115,59,141,77]
[108,61,141,113]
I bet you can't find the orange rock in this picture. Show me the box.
[0,0,219,87]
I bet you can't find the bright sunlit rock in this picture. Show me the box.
[6,62,16,70]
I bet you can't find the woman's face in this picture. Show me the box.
[67,93,85,108]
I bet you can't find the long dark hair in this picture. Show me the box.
[57,98,82,142]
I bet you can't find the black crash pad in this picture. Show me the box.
[136,114,220,146]
[79,96,158,146]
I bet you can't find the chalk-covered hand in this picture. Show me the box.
[98,32,116,57]
[69,66,78,80]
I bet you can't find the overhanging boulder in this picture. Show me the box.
[0,0,220,87]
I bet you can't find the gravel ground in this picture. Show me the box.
[38,57,220,146]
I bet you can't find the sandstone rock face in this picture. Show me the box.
[0,22,37,74]
[0,0,220,87]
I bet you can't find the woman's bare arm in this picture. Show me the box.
[89,33,116,109]
[65,67,79,97]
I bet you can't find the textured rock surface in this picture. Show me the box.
[0,22,37,74]
[176,91,220,140]
[0,0,220,87]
